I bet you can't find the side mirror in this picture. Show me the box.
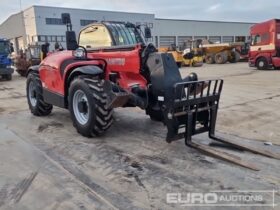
[61,13,71,25]
[66,31,78,50]
[144,27,152,39]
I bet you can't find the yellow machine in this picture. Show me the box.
[158,44,183,67]
[182,39,204,67]
[202,41,242,64]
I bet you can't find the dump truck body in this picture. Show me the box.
[202,42,242,64]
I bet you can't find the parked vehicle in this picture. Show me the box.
[236,41,250,61]
[26,14,279,170]
[202,41,242,64]
[158,44,183,67]
[249,19,280,70]
[14,44,41,77]
[0,39,13,80]
[182,39,204,67]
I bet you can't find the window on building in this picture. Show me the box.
[46,18,63,25]
[80,19,97,26]
[79,25,112,48]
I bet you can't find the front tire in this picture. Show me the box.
[26,72,53,116]
[68,77,113,137]
[205,54,215,64]
[256,57,268,70]
[5,74,12,80]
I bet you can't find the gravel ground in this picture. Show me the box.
[0,63,279,210]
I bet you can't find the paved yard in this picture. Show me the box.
[0,63,279,210]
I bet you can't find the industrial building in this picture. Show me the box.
[0,5,254,52]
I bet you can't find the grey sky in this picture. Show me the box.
[1,0,279,24]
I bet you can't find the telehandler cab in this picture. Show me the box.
[26,14,279,170]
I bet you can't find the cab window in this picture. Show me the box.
[252,34,261,45]
[79,25,112,48]
[0,41,10,54]
[105,23,141,46]
[252,33,269,45]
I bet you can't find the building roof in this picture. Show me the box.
[155,18,255,25]
[1,5,257,26]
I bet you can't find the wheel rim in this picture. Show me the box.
[259,61,264,67]
[28,81,37,107]
[73,89,89,125]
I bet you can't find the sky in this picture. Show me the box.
[1,0,280,24]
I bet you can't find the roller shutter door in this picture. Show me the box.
[209,36,221,43]
[159,36,176,47]
[222,36,234,43]
[178,36,192,48]
[194,36,207,40]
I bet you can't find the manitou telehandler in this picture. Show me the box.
[26,14,279,170]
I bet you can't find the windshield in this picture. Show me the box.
[105,22,144,46]
[79,22,145,49]
[0,41,10,54]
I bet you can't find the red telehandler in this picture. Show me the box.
[26,14,279,170]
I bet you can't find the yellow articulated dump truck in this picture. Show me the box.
[202,41,243,64]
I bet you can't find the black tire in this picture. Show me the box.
[229,51,241,63]
[5,74,12,80]
[256,57,269,70]
[17,69,27,77]
[176,62,182,68]
[215,52,227,64]
[205,54,215,64]
[26,72,53,116]
[68,77,113,137]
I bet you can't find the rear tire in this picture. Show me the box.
[68,77,113,137]
[215,52,227,64]
[256,57,268,70]
[205,54,215,64]
[26,72,53,116]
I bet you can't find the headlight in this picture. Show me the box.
[73,47,86,59]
